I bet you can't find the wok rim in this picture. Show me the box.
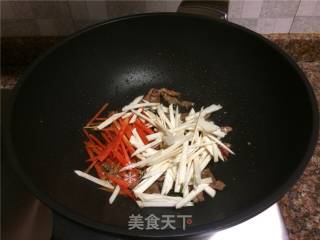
[4,12,319,238]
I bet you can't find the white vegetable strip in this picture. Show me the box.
[183,183,189,197]
[129,108,142,124]
[131,128,145,147]
[169,104,175,128]
[207,134,235,155]
[203,104,223,115]
[193,156,202,186]
[97,112,125,130]
[136,193,184,202]
[175,106,180,127]
[133,171,164,193]
[131,138,162,157]
[120,133,192,171]
[185,104,222,122]
[145,123,153,128]
[161,169,174,195]
[122,102,159,112]
[74,170,114,189]
[142,162,170,179]
[146,132,163,141]
[122,112,132,119]
[129,95,144,105]
[178,141,189,186]
[137,201,194,208]
[200,154,212,171]
[109,185,120,204]
[212,141,224,162]
[176,184,208,209]
[157,105,173,129]
[183,162,194,192]
[143,110,157,121]
[131,109,156,126]
[201,177,213,184]
[192,108,203,144]
[204,185,216,198]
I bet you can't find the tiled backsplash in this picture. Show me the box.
[1,0,320,36]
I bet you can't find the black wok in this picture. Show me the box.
[5,13,319,238]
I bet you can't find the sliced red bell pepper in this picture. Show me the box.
[112,149,129,166]
[135,127,148,144]
[87,102,109,126]
[83,128,91,140]
[120,141,130,164]
[106,175,129,189]
[89,134,105,148]
[122,135,135,154]
[85,143,95,159]
[101,132,110,143]
[85,159,98,173]
[94,163,106,179]
[97,119,129,161]
[136,118,154,135]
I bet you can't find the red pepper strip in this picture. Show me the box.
[89,134,105,148]
[83,128,91,140]
[96,117,108,120]
[219,146,230,158]
[97,119,129,161]
[87,103,109,126]
[135,127,148,144]
[94,163,106,179]
[86,143,102,156]
[120,141,130,164]
[122,135,135,154]
[136,118,154,135]
[85,144,95,159]
[86,156,99,162]
[112,150,128,166]
[124,125,133,140]
[91,147,101,156]
[103,129,115,141]
[101,132,110,143]
[85,159,98,173]
[106,175,129,189]
[86,141,103,152]
[113,120,121,130]
[121,188,135,200]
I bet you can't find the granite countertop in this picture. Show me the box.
[1,34,320,240]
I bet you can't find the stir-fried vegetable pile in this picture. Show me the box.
[75,88,234,208]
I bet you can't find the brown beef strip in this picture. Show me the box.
[180,112,188,121]
[157,174,165,182]
[201,168,216,180]
[201,168,226,191]
[144,88,161,103]
[161,92,194,110]
[193,191,205,203]
[144,88,194,110]
[145,182,161,194]
[179,100,194,109]
[160,88,181,97]
[221,126,233,133]
[219,144,231,159]
[211,180,226,191]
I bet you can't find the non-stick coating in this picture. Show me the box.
[8,14,318,237]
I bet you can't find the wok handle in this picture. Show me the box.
[177,0,229,20]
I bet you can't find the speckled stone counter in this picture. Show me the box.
[1,33,320,240]
[265,34,320,240]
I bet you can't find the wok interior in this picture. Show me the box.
[11,15,314,234]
